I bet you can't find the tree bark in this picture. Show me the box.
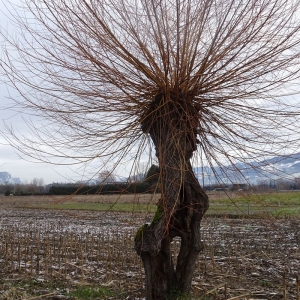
[135,94,209,299]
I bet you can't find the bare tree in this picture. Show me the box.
[1,0,300,298]
[98,170,115,184]
[25,177,45,193]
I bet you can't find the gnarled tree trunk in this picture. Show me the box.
[135,94,209,300]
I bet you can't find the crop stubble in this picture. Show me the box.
[0,196,299,299]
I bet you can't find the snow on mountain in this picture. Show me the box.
[0,172,22,185]
[194,153,300,185]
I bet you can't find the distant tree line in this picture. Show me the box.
[255,178,300,191]
[204,178,300,191]
[48,164,160,195]
[2,167,300,196]
[49,182,151,195]
[0,165,161,196]
[0,178,46,196]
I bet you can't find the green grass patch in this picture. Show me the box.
[1,279,117,300]
[19,191,300,218]
[272,206,300,217]
[0,278,70,299]
[210,191,300,205]
[69,286,114,299]
[206,191,300,217]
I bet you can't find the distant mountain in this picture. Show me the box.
[0,172,22,185]
[194,153,300,185]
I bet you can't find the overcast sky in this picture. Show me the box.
[0,1,82,184]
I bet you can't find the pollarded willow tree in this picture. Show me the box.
[2,0,300,299]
